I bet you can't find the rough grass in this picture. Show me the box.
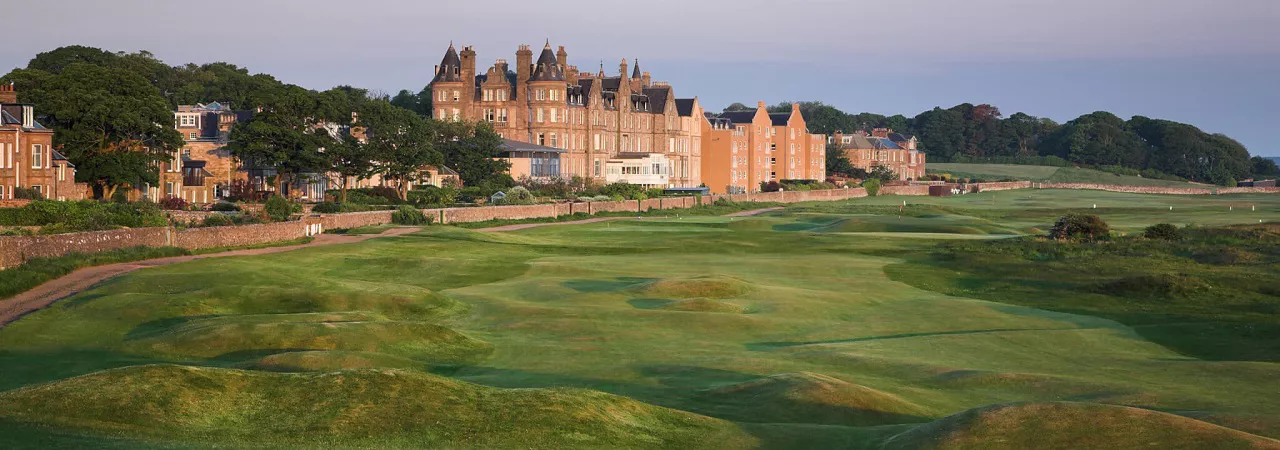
[928,163,1205,188]
[0,364,756,449]
[882,402,1280,450]
[0,246,189,300]
[695,372,931,426]
[656,298,749,314]
[2,190,1279,448]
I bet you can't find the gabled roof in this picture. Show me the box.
[768,113,790,127]
[675,99,696,117]
[840,135,903,150]
[0,110,20,126]
[578,79,595,107]
[51,149,74,167]
[887,132,915,142]
[601,77,621,92]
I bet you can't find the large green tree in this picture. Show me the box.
[360,101,443,199]
[439,121,512,187]
[3,64,183,198]
[226,85,329,193]
[1041,112,1149,168]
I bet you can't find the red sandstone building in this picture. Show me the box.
[831,128,926,181]
[430,42,704,188]
[700,102,827,194]
[0,84,86,201]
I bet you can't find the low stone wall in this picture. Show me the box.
[174,221,309,251]
[440,204,560,224]
[319,211,395,230]
[974,181,1033,192]
[1217,187,1280,195]
[880,185,931,196]
[166,210,221,224]
[1,227,171,269]
[1038,183,1215,195]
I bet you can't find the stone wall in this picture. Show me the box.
[174,221,309,251]
[1217,187,1280,195]
[880,185,931,196]
[1037,183,1215,195]
[0,227,171,269]
[440,204,560,224]
[319,211,395,230]
[974,181,1032,192]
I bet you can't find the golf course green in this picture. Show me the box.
[1,189,1278,449]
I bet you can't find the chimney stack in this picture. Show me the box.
[641,71,651,87]
[0,83,16,104]
[556,46,568,69]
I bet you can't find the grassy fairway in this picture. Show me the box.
[1,191,1279,448]
[929,163,1211,188]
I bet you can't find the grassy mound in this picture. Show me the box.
[695,372,930,426]
[933,370,1117,399]
[634,276,751,299]
[1095,273,1209,299]
[883,402,1280,450]
[825,217,1022,235]
[238,350,426,372]
[126,313,492,365]
[0,365,756,448]
[658,298,748,314]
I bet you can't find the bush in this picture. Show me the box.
[312,201,342,214]
[1144,223,1183,241]
[1050,214,1110,241]
[0,200,167,233]
[13,187,44,200]
[110,188,130,204]
[159,197,188,211]
[760,181,781,193]
[713,197,734,207]
[264,196,292,222]
[201,214,234,228]
[862,178,881,197]
[391,205,430,225]
[497,186,535,205]
[408,186,458,207]
[211,202,240,212]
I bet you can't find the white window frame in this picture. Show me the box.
[31,144,43,169]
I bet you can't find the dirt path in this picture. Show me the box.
[0,227,422,328]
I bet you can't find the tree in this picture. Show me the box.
[868,165,898,183]
[722,102,752,113]
[326,132,376,203]
[825,145,858,178]
[1041,112,1149,168]
[1251,156,1280,178]
[361,100,442,200]
[913,107,966,161]
[227,85,330,194]
[440,120,512,187]
[6,64,183,198]
[390,86,432,116]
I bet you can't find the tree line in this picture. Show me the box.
[746,101,1278,186]
[0,46,509,200]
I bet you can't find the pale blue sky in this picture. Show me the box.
[3,0,1278,155]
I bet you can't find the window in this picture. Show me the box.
[550,133,559,148]
[59,164,66,181]
[537,108,544,123]
[498,109,508,123]
[452,90,460,101]
[550,109,558,123]
[595,160,601,176]
[31,185,42,195]
[537,133,546,146]
[0,186,5,199]
[499,90,507,101]
[438,109,446,119]
[31,144,43,169]
[485,109,495,122]
[451,109,460,121]
[669,137,675,153]
[593,134,600,150]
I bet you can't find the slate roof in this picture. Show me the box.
[631,59,641,79]
[675,99,696,117]
[718,111,757,125]
[642,86,670,114]
[433,45,463,83]
[601,77,621,92]
[887,132,915,143]
[840,135,903,150]
[530,44,565,82]
[500,138,565,154]
[51,149,74,167]
[768,113,790,127]
[577,79,595,107]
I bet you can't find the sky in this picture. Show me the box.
[3,0,1278,156]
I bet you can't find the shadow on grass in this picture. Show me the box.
[562,277,657,293]
[746,328,1067,351]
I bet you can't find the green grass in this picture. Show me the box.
[188,236,315,255]
[450,200,777,229]
[327,224,398,235]
[0,246,190,300]
[1,190,1279,448]
[929,163,1208,188]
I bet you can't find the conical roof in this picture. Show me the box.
[433,44,463,83]
[632,59,641,79]
[530,42,565,82]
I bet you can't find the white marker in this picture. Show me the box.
[1093,204,1097,209]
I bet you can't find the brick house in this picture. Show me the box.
[831,129,926,181]
[139,102,250,203]
[0,84,87,201]
[431,41,703,188]
[700,102,826,194]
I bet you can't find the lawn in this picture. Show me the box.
[929,163,1211,188]
[1,190,1278,448]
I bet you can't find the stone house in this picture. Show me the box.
[831,129,926,181]
[0,84,87,201]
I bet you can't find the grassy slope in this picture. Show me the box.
[0,190,1278,448]
[929,163,1208,188]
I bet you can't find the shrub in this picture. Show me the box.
[408,186,458,207]
[13,187,43,200]
[159,197,188,211]
[0,228,34,236]
[0,200,166,232]
[1050,214,1110,241]
[264,196,292,222]
[713,197,734,207]
[1144,223,1183,241]
[391,205,430,225]
[211,202,240,212]
[498,186,536,205]
[201,214,234,228]
[312,201,342,214]
[110,188,130,204]
[863,179,881,197]
[760,181,781,193]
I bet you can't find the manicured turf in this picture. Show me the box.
[929,163,1209,188]
[1,189,1278,448]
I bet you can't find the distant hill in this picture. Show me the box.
[1269,157,1280,165]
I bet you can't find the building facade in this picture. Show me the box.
[430,42,703,188]
[831,129,926,181]
[700,102,826,194]
[0,84,86,201]
[143,102,250,203]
